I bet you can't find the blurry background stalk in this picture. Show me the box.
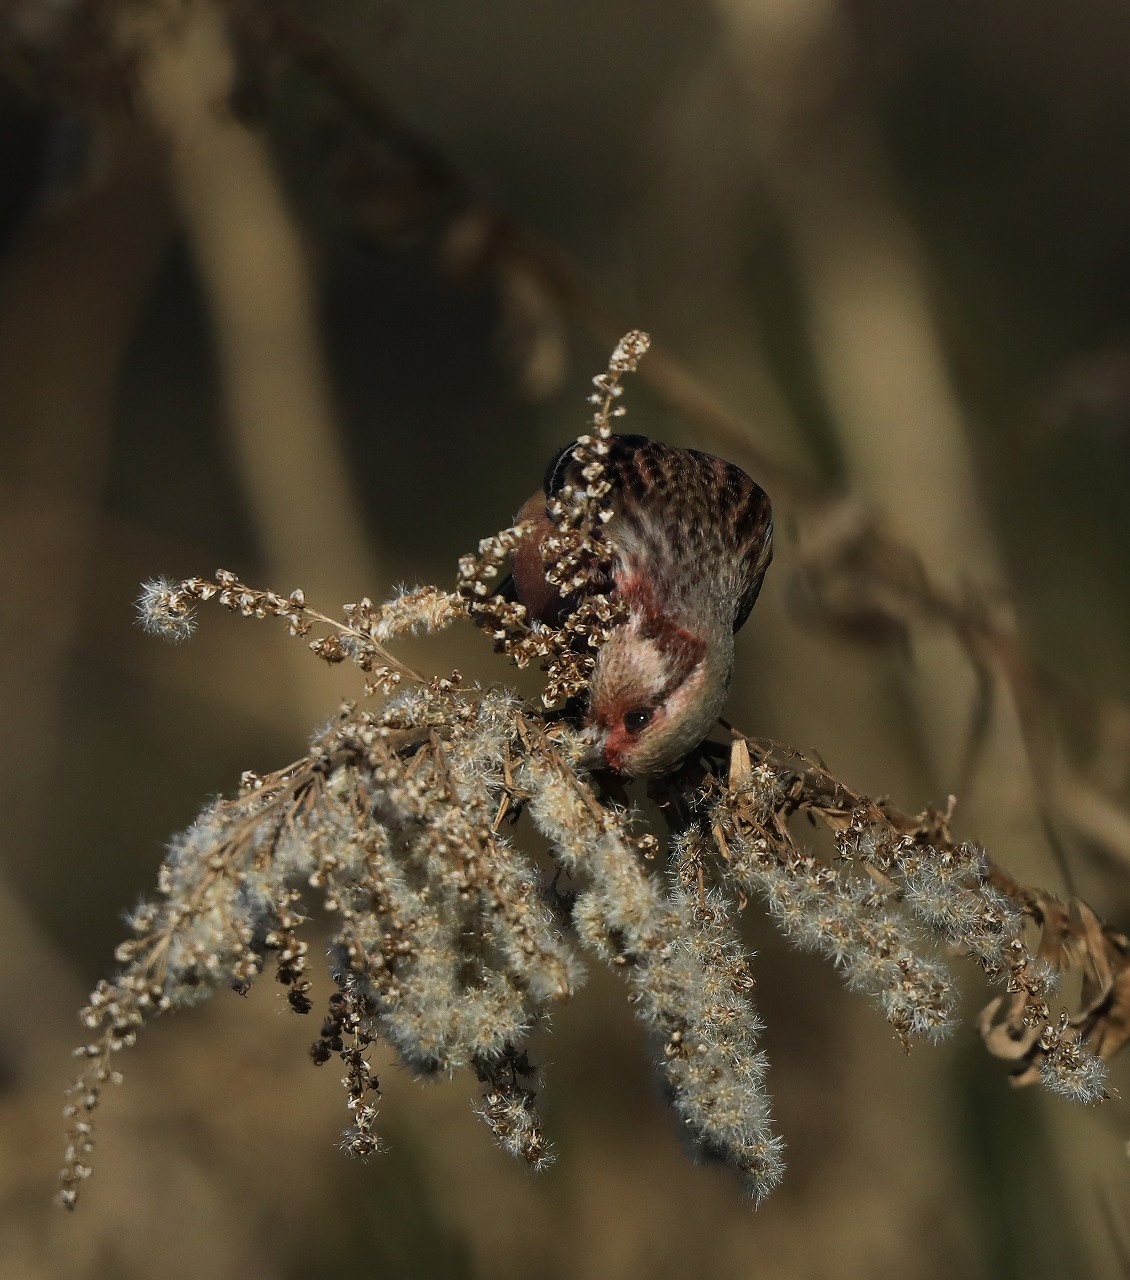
[0,113,169,1079]
[714,0,1044,854]
[121,0,381,725]
[2,0,1130,1276]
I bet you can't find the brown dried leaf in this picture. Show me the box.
[1085,966,1130,1061]
[978,996,1042,1062]
[1072,898,1115,1012]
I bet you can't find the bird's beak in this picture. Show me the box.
[578,725,609,772]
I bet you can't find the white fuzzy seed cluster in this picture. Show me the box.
[858,828,1107,1103]
[518,743,784,1201]
[60,684,585,1204]
[716,810,956,1048]
[710,742,1109,1103]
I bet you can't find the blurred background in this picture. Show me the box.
[3,0,1130,1276]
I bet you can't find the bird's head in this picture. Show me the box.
[584,611,733,779]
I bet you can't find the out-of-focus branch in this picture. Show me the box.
[120,0,381,723]
[713,0,995,582]
[0,116,169,731]
[496,228,818,511]
[0,116,172,1077]
[708,0,1029,859]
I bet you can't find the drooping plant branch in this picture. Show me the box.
[59,335,1124,1214]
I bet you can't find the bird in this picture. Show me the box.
[509,434,773,778]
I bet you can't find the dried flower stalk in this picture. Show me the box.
[59,335,1123,1213]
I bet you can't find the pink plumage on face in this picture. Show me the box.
[511,435,773,778]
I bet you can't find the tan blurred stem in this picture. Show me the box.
[0,120,170,1074]
[712,0,1049,861]
[124,0,381,722]
[712,0,993,577]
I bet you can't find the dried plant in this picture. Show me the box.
[59,334,1126,1214]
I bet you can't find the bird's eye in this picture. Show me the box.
[623,708,653,734]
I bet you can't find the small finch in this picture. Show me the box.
[511,433,773,778]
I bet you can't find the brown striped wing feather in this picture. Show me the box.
[545,435,772,632]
